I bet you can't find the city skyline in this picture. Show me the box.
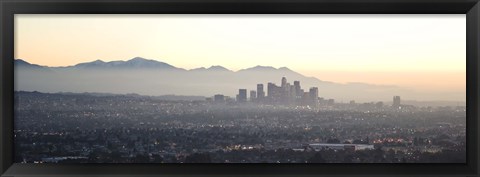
[14,89,466,163]
[214,76,406,109]
[12,15,466,165]
[15,14,465,95]
[15,57,466,103]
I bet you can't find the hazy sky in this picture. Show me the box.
[15,14,466,94]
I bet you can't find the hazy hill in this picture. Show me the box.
[15,59,51,71]
[60,57,184,71]
[14,57,465,103]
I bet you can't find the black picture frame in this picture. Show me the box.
[1,0,479,176]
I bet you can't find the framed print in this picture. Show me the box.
[1,0,479,176]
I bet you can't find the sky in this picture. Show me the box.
[15,14,466,95]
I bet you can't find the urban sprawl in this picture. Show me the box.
[14,77,466,163]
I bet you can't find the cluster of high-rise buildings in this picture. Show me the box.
[213,77,320,107]
[210,77,404,109]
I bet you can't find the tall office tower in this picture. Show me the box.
[393,96,401,109]
[280,82,291,104]
[309,87,319,107]
[238,89,247,102]
[267,83,275,98]
[281,77,287,89]
[290,85,297,102]
[294,81,302,98]
[257,84,265,100]
[214,94,225,104]
[268,82,281,103]
[300,88,305,102]
[302,91,310,106]
[250,90,257,101]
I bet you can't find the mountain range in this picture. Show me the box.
[14,57,465,103]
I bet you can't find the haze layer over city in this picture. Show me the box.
[15,14,466,102]
[14,15,466,163]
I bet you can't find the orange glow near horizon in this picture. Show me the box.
[15,14,466,97]
[303,70,465,92]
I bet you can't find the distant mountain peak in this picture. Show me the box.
[207,65,231,71]
[128,57,155,62]
[253,65,276,69]
[15,59,30,64]
[15,59,37,66]
[190,67,206,71]
[15,59,49,71]
[126,57,159,63]
[278,67,291,71]
[131,56,146,60]
[238,65,280,72]
[71,57,182,70]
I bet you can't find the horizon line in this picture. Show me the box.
[13,90,467,105]
[15,58,295,73]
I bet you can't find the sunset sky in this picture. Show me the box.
[15,14,466,95]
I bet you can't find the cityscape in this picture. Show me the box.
[14,15,466,164]
[14,76,466,163]
[211,77,410,110]
[212,77,321,107]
